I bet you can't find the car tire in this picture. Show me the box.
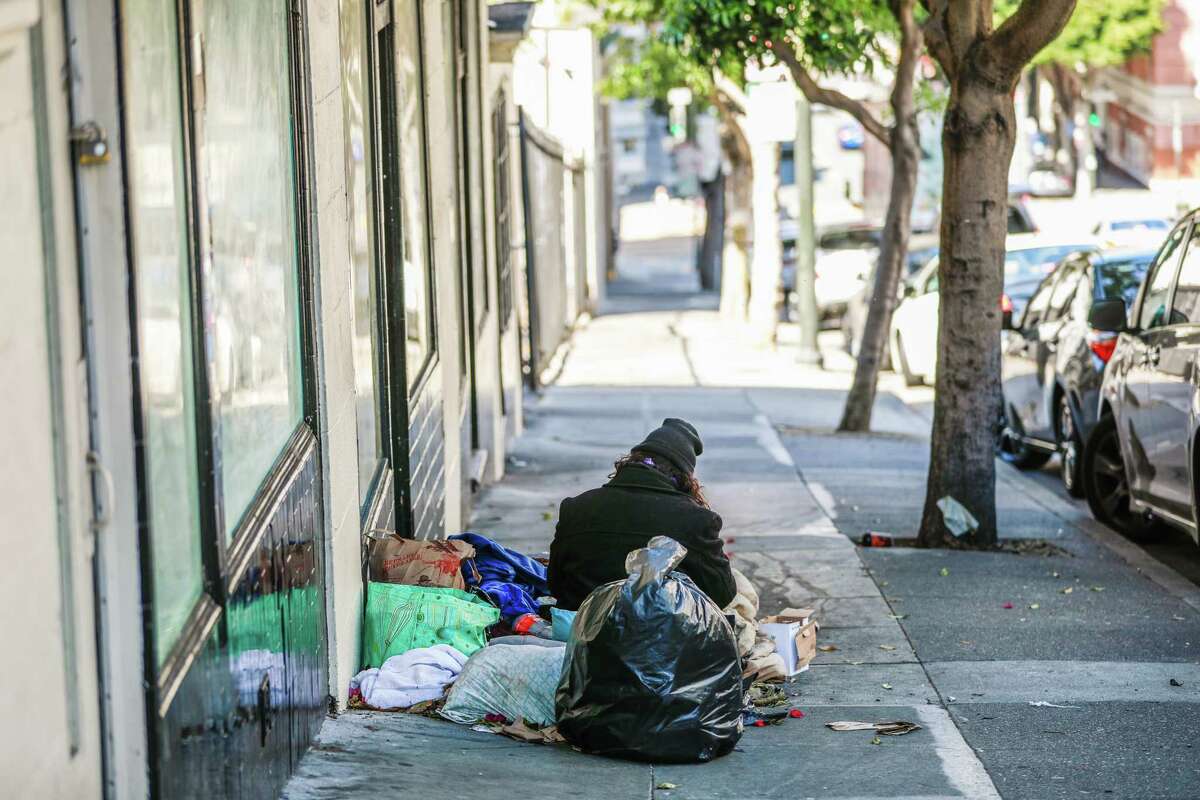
[996,406,1053,470]
[1082,414,1164,541]
[893,332,922,387]
[1058,394,1085,498]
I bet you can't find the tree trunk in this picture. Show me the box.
[838,0,921,431]
[1047,64,1078,178]
[698,174,725,291]
[838,111,920,431]
[720,157,753,322]
[747,138,781,343]
[916,75,1017,549]
[718,108,753,322]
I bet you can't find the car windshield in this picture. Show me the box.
[820,229,881,250]
[1109,219,1168,232]
[1096,256,1154,306]
[1004,245,1087,282]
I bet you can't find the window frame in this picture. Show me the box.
[1135,216,1194,332]
[1167,221,1200,327]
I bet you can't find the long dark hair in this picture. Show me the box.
[612,449,710,508]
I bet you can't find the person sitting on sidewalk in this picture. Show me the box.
[548,418,736,611]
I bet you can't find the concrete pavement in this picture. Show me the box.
[285,240,1200,800]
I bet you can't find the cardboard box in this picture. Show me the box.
[760,607,818,676]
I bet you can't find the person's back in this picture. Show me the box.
[548,419,735,611]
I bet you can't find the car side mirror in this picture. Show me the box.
[1001,310,1014,330]
[1088,298,1128,333]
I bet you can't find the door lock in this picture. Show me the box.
[69,122,110,166]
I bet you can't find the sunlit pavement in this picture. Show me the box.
[285,236,1200,799]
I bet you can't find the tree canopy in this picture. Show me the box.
[996,0,1164,69]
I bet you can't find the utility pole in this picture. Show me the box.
[794,92,821,366]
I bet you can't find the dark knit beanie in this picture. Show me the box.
[634,418,703,475]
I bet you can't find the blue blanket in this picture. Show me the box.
[450,532,549,622]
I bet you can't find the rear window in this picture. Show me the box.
[1110,219,1168,232]
[1005,245,1088,282]
[820,229,881,250]
[1007,205,1036,234]
[1096,256,1154,306]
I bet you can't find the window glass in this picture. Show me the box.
[1169,225,1200,325]
[1110,219,1168,232]
[123,0,204,663]
[1138,222,1189,330]
[1095,255,1153,307]
[203,0,304,535]
[396,4,435,389]
[1021,279,1056,329]
[1004,245,1087,284]
[339,0,384,501]
[1045,263,1083,322]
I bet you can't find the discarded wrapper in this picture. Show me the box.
[825,720,922,736]
[760,607,818,676]
[936,496,979,538]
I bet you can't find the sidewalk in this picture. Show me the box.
[285,247,1200,800]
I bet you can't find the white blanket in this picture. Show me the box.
[351,644,469,709]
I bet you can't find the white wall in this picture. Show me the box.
[0,2,103,796]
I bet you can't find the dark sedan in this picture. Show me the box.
[998,247,1155,496]
[1083,209,1200,543]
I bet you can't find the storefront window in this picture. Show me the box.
[122,0,204,664]
[339,0,384,501]
[202,0,304,535]
[396,0,435,390]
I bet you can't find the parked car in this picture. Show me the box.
[1082,209,1200,543]
[997,248,1156,495]
[1026,165,1074,198]
[888,235,1095,386]
[1091,216,1171,249]
[795,223,883,327]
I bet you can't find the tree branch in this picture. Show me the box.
[982,0,1077,83]
[711,68,749,116]
[920,0,956,78]
[891,0,924,119]
[774,40,891,148]
[709,88,752,165]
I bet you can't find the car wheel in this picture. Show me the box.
[893,332,922,387]
[1058,394,1085,498]
[1082,414,1163,541]
[996,406,1053,470]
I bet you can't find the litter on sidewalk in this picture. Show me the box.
[937,495,980,538]
[825,720,922,736]
[760,607,819,676]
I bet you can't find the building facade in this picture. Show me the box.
[1098,0,1200,189]
[0,0,600,797]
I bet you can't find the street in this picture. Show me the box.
[286,235,1200,800]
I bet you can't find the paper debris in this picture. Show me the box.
[817,644,839,652]
[1061,586,1074,595]
[881,683,893,690]
[1028,701,1081,709]
[656,783,679,790]
[826,720,922,736]
[937,496,979,538]
[878,644,896,651]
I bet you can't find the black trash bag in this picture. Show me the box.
[555,536,743,762]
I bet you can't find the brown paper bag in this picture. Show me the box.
[367,534,475,589]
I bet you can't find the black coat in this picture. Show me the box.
[548,465,736,611]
